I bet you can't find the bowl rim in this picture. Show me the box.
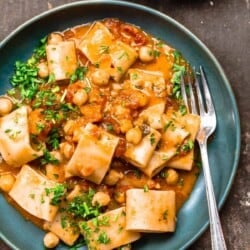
[0,1,241,249]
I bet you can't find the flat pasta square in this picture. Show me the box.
[0,106,43,167]
[65,124,120,184]
[46,41,78,80]
[124,127,161,169]
[166,111,200,170]
[139,101,166,130]
[80,207,141,250]
[129,69,167,97]
[109,41,138,81]
[78,21,114,63]
[44,212,79,246]
[126,189,176,232]
[9,165,59,221]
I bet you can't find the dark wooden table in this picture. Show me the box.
[0,0,249,249]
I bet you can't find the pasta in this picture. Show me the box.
[126,189,176,232]
[0,106,43,167]
[0,18,201,249]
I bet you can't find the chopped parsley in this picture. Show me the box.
[179,104,187,115]
[117,66,123,73]
[132,169,142,179]
[97,231,110,244]
[160,170,167,178]
[69,236,86,250]
[163,120,175,132]
[92,215,110,227]
[118,52,129,60]
[170,50,187,100]
[40,149,60,165]
[43,109,62,123]
[162,154,169,161]
[33,88,57,108]
[10,61,43,100]
[131,73,138,80]
[36,123,45,133]
[181,139,194,152]
[99,45,110,54]
[45,183,66,206]
[143,184,149,192]
[48,73,55,83]
[80,221,92,236]
[84,86,91,93]
[70,66,88,83]
[47,128,60,150]
[67,188,100,220]
[106,124,113,132]
[151,49,161,58]
[4,129,21,140]
[33,36,47,61]
[149,133,156,145]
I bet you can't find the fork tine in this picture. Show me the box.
[194,70,205,116]
[187,73,198,115]
[180,74,189,113]
[199,66,215,114]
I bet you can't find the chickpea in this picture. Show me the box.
[47,33,63,45]
[165,169,179,185]
[126,127,142,145]
[92,192,111,207]
[37,62,49,78]
[0,174,15,192]
[91,69,110,86]
[104,169,123,186]
[114,191,125,204]
[137,93,148,107]
[63,119,75,135]
[72,89,88,106]
[139,46,154,62]
[43,232,59,249]
[0,97,13,116]
[60,142,74,159]
[120,119,133,133]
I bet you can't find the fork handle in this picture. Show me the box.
[199,142,227,250]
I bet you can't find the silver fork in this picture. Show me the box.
[181,66,227,250]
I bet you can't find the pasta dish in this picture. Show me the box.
[0,18,200,249]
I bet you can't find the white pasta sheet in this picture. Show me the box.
[80,207,141,250]
[9,165,59,221]
[0,106,43,167]
[126,189,176,232]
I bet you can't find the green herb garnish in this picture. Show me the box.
[41,149,60,165]
[70,66,88,83]
[45,183,66,206]
[97,231,110,244]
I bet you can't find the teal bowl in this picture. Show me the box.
[0,1,241,249]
